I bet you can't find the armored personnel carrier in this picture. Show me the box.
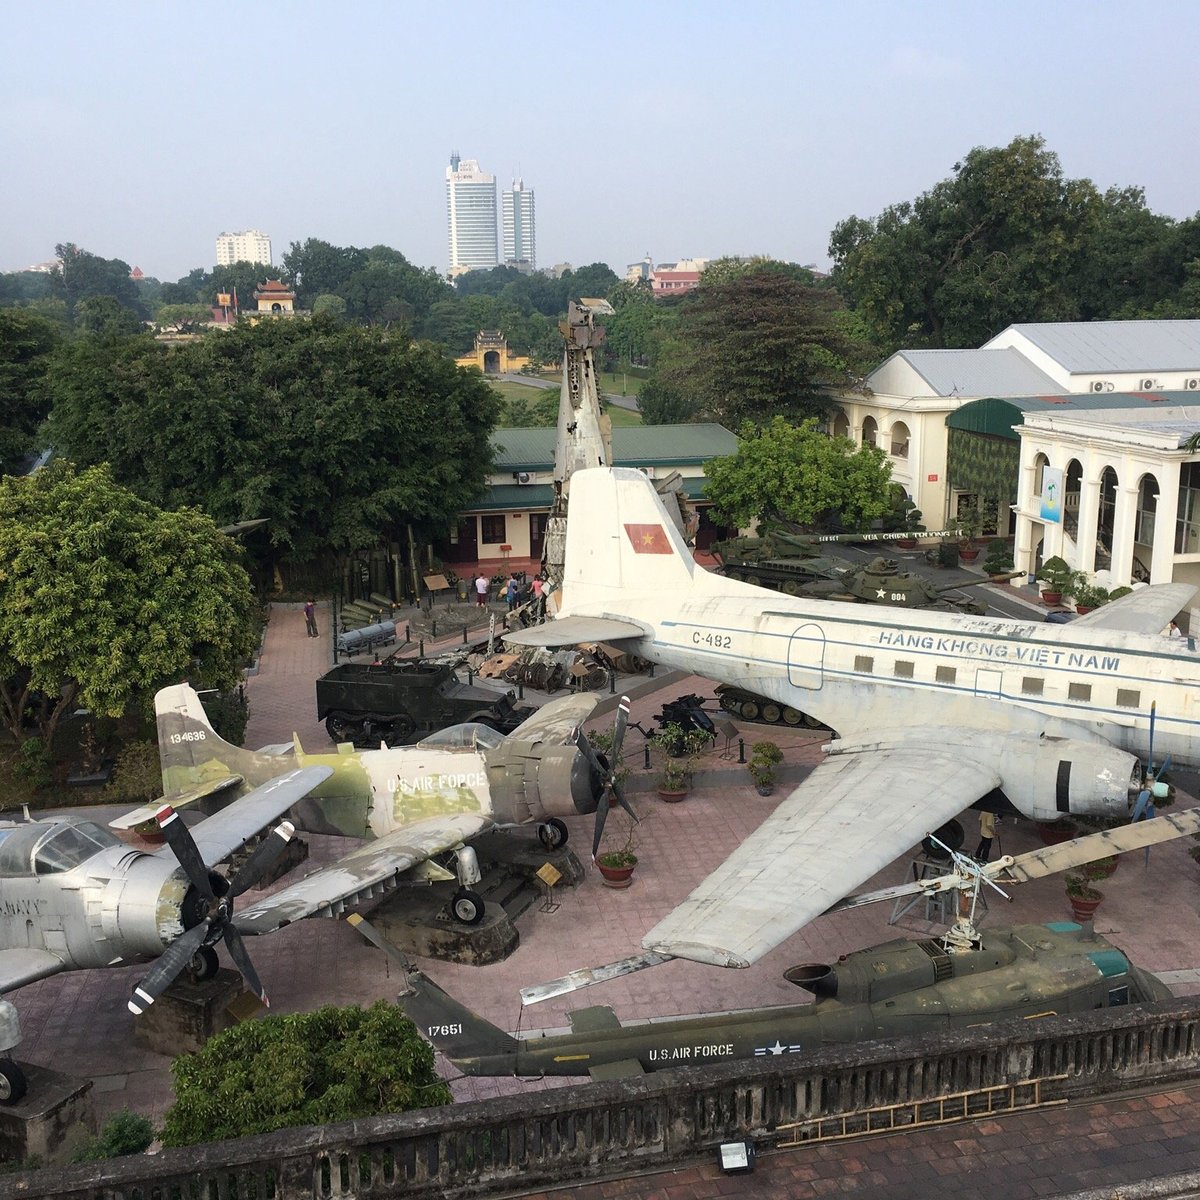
[316,658,536,748]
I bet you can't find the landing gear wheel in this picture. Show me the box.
[0,1059,27,1105]
[782,707,803,726]
[450,888,486,926]
[761,703,782,724]
[740,700,760,721]
[922,818,965,860]
[538,818,569,850]
[189,945,220,982]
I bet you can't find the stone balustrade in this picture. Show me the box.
[7,998,1199,1200]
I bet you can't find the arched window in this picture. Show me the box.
[1098,466,1118,552]
[1135,473,1159,546]
[889,421,910,459]
[831,410,849,439]
[1033,453,1049,496]
[861,415,878,448]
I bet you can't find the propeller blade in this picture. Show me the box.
[127,924,208,1014]
[591,792,611,859]
[610,778,638,823]
[610,696,631,760]
[155,804,215,904]
[222,925,268,1007]
[575,727,607,792]
[228,821,296,898]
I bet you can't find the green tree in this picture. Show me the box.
[0,308,61,471]
[829,136,1118,351]
[74,295,146,337]
[311,293,348,319]
[645,267,861,425]
[43,316,500,563]
[161,1001,451,1146]
[704,417,893,530]
[154,303,215,332]
[0,462,257,744]
[500,389,559,426]
[51,242,146,320]
[281,238,369,305]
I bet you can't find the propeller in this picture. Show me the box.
[577,695,638,859]
[128,805,295,1015]
[1131,703,1174,824]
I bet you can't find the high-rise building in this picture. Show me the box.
[446,153,498,276]
[215,230,272,267]
[501,178,536,271]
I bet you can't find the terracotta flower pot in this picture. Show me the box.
[597,861,636,888]
[1069,893,1103,922]
[958,546,980,562]
[1041,591,1063,606]
[657,787,689,803]
[1038,820,1078,845]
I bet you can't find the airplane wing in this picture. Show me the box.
[233,811,493,934]
[167,766,333,868]
[503,616,646,647]
[1070,582,1197,635]
[109,773,244,830]
[0,948,67,993]
[507,692,601,743]
[641,746,1001,968]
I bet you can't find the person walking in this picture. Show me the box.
[475,573,490,608]
[303,599,319,638]
[974,810,996,862]
[505,575,519,611]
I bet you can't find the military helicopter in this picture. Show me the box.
[374,810,1200,1080]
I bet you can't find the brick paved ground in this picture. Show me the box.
[12,596,1200,1196]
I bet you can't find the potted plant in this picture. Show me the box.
[1072,581,1110,615]
[1037,556,1081,607]
[982,539,1015,581]
[651,723,709,801]
[956,504,986,562]
[1065,873,1104,922]
[747,739,784,796]
[595,821,639,888]
[1037,817,1079,845]
[1081,854,1120,882]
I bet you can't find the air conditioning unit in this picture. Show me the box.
[1090,380,1114,393]
[514,471,532,485]
[636,465,655,479]
[1140,378,1162,390]
[1185,378,1200,391]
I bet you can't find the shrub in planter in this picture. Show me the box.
[982,540,1015,577]
[747,740,784,795]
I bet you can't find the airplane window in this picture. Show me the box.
[1068,682,1092,701]
[1115,689,1141,709]
[416,723,506,751]
[936,666,956,684]
[854,655,874,674]
[1022,677,1044,696]
[33,821,121,874]
[893,661,914,679]
[1108,985,1129,1007]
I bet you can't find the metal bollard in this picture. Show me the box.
[419,639,425,657]
[609,668,616,694]
[467,667,474,684]
[649,663,655,677]
[432,619,438,637]
[463,626,468,644]
[518,683,524,700]
[738,738,745,764]
[405,624,410,642]
[644,745,651,770]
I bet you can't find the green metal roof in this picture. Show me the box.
[471,483,555,512]
[490,423,738,469]
[947,391,1200,441]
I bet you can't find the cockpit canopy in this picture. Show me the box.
[0,818,122,877]
[415,722,506,752]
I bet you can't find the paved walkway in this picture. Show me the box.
[12,598,1200,1196]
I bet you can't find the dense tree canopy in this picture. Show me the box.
[162,1001,450,1146]
[51,242,146,321]
[0,308,60,472]
[704,417,893,531]
[0,462,257,744]
[42,316,500,560]
[641,266,864,426]
[829,135,1200,352]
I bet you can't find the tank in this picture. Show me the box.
[316,658,536,748]
[715,685,832,731]
[712,531,852,592]
[801,558,988,614]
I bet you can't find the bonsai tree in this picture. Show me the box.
[982,540,1015,577]
[1072,581,1111,610]
[596,818,639,871]
[956,503,986,547]
[1038,556,1085,600]
[1065,873,1102,903]
[747,740,784,794]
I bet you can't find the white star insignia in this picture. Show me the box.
[768,1039,785,1055]
[876,588,886,598]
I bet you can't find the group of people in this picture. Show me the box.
[473,571,545,614]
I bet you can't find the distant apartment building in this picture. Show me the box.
[446,153,498,276]
[215,229,272,267]
[501,178,536,271]
[649,257,708,297]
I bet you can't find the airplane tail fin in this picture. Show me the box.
[155,683,257,794]
[561,467,716,615]
[398,970,518,1075]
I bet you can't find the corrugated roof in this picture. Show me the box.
[947,392,1200,440]
[490,423,738,470]
[883,349,1065,398]
[473,483,555,512]
[991,320,1200,372]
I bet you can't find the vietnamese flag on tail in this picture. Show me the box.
[624,523,673,554]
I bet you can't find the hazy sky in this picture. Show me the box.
[5,2,1199,282]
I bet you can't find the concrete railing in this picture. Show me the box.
[7,998,1200,1200]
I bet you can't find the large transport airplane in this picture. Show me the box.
[507,466,1198,976]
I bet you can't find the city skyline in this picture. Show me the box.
[4,3,1200,283]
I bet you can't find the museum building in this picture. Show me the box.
[829,320,1200,590]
